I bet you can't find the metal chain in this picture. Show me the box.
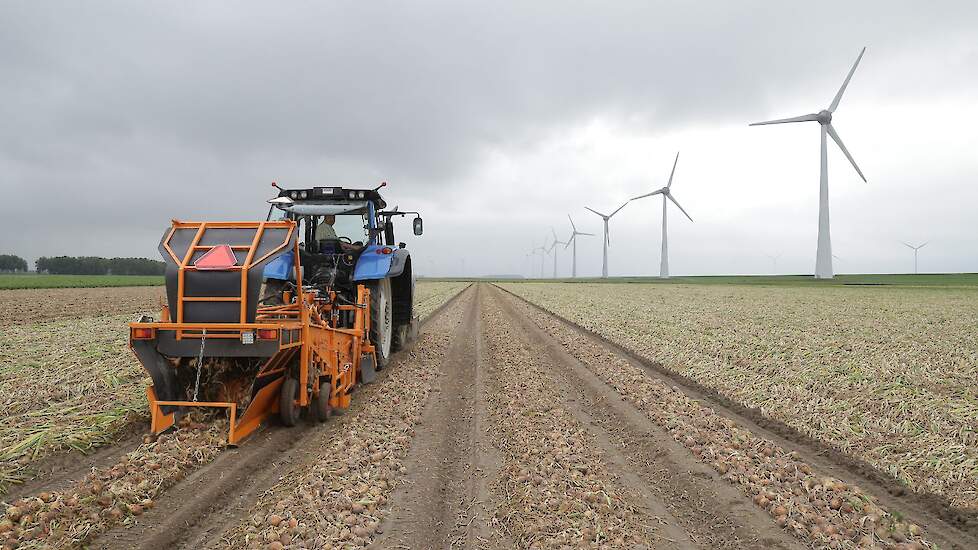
[193,329,206,402]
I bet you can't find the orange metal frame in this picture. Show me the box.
[131,219,376,445]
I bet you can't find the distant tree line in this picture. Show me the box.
[0,254,29,272]
[35,256,165,276]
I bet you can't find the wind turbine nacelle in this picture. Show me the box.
[816,110,833,125]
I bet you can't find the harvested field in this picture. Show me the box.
[0,281,468,498]
[0,287,163,326]
[2,282,974,550]
[0,315,148,492]
[413,280,471,318]
[498,282,978,512]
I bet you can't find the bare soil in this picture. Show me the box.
[372,284,509,550]
[0,286,163,325]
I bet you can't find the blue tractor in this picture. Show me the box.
[262,182,423,374]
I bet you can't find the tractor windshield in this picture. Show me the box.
[331,212,368,242]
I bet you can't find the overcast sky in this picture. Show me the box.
[2,1,977,277]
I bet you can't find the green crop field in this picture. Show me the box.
[0,274,164,290]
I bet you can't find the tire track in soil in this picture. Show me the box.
[480,287,668,548]
[497,284,978,550]
[88,286,473,550]
[490,284,801,550]
[371,283,509,550]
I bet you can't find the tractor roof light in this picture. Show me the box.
[376,247,393,255]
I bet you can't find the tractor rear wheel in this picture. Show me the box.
[314,381,332,422]
[370,278,393,369]
[392,323,409,352]
[279,377,300,427]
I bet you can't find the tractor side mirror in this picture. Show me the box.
[413,217,424,236]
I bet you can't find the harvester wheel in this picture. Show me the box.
[279,378,300,427]
[369,278,393,369]
[314,382,332,422]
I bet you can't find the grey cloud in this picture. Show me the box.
[1,1,977,271]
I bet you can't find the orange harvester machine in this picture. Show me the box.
[129,219,376,444]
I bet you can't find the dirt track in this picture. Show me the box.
[8,282,976,549]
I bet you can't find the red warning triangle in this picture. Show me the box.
[195,244,238,270]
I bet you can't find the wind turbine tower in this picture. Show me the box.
[548,227,567,278]
[902,241,928,274]
[531,241,547,279]
[750,47,868,279]
[632,152,694,278]
[766,252,782,274]
[584,201,629,278]
[564,215,594,278]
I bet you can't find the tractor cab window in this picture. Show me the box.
[329,213,369,244]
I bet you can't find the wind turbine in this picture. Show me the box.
[530,240,547,279]
[584,201,629,278]
[750,47,868,279]
[765,252,782,274]
[631,152,694,278]
[564,215,594,278]
[548,227,567,278]
[902,241,928,274]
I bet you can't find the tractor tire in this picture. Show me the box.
[391,323,409,352]
[314,381,332,423]
[279,377,300,427]
[369,278,393,369]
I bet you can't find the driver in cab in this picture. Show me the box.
[314,215,360,253]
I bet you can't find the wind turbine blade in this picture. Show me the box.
[826,124,867,182]
[567,214,577,231]
[551,226,558,241]
[666,151,679,188]
[666,194,694,222]
[749,113,819,126]
[609,201,629,217]
[578,232,595,236]
[632,189,664,200]
[584,206,607,217]
[564,234,574,249]
[901,241,915,250]
[829,47,866,113]
[919,242,929,249]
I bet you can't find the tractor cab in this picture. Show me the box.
[262,183,421,302]
[262,183,423,367]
